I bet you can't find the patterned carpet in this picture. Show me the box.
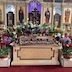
[0,65,72,72]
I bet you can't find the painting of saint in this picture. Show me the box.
[19,7,24,24]
[65,9,70,23]
[45,8,50,23]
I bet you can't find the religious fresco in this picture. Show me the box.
[0,9,2,24]
[17,6,25,25]
[0,5,4,24]
[45,8,50,24]
[19,7,24,26]
[62,8,71,24]
[65,9,70,23]
[64,0,72,3]
[43,7,52,24]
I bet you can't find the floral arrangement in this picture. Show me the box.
[2,27,15,44]
[54,27,64,34]
[2,23,65,38]
[14,23,55,37]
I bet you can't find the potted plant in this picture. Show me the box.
[62,47,72,59]
[0,43,9,58]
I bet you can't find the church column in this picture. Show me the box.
[51,2,53,28]
[41,3,43,24]
[60,3,63,29]
[14,5,17,26]
[70,4,72,36]
[3,4,5,28]
[5,4,7,27]
[26,1,29,23]
[25,3,27,22]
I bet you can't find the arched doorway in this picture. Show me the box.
[53,7,61,28]
[28,1,41,24]
[6,5,15,27]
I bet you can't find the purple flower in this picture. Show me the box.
[60,37,71,43]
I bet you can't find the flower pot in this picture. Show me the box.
[0,55,8,58]
[64,55,70,59]
[64,55,72,59]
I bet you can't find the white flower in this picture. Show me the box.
[3,26,7,29]
[23,26,25,28]
[24,22,27,25]
[57,33,61,37]
[13,32,16,35]
[34,24,36,27]
[30,23,34,28]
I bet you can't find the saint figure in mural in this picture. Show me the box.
[45,8,50,23]
[65,9,70,23]
[19,7,24,25]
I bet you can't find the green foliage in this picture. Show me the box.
[0,46,9,56]
[62,48,72,56]
[16,27,21,33]
[9,32,14,38]
[3,29,9,34]
[16,27,22,37]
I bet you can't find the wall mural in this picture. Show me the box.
[17,6,25,25]
[45,8,50,24]
[65,9,70,23]
[19,7,24,26]
[0,9,2,24]
[64,0,72,3]
[63,8,71,24]
[0,5,4,24]
[43,7,52,24]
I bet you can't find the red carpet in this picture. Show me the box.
[0,65,72,72]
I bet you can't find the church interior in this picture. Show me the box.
[0,0,72,69]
